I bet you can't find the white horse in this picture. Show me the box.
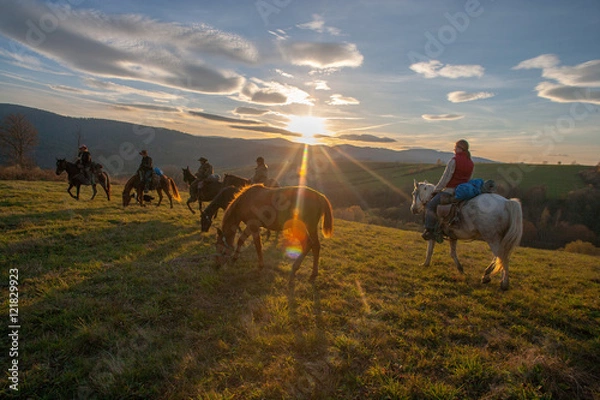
[410,180,523,290]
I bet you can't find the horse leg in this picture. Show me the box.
[449,239,464,274]
[232,228,251,263]
[251,230,264,269]
[187,197,196,213]
[90,184,97,200]
[500,257,509,291]
[156,189,163,207]
[423,239,435,267]
[76,185,81,200]
[67,184,78,199]
[481,258,497,284]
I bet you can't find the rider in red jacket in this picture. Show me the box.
[422,139,474,240]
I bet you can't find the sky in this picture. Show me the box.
[0,0,599,165]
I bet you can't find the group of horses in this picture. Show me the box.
[55,158,523,290]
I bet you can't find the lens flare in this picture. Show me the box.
[283,218,307,259]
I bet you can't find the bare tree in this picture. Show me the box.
[0,113,38,167]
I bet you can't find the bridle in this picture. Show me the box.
[413,184,432,207]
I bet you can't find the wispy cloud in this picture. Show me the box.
[229,125,301,137]
[233,107,270,116]
[422,114,464,121]
[297,14,342,36]
[238,79,314,105]
[0,1,253,94]
[513,54,600,104]
[447,91,495,103]
[410,60,484,79]
[188,110,261,124]
[327,94,360,106]
[278,42,363,69]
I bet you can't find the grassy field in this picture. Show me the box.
[223,161,590,202]
[1,180,599,399]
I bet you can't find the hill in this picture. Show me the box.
[1,180,599,398]
[0,103,495,175]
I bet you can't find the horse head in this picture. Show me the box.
[122,189,132,207]
[410,180,434,214]
[55,158,67,175]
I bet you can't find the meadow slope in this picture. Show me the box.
[1,181,599,399]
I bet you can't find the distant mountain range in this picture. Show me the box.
[0,103,495,176]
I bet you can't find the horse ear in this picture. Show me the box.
[413,179,417,188]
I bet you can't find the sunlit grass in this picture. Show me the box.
[1,180,599,399]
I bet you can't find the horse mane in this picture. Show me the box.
[221,184,266,224]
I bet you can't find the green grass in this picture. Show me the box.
[1,180,599,399]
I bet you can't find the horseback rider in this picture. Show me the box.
[192,156,214,191]
[251,156,269,184]
[137,150,154,193]
[422,139,474,240]
[76,144,94,184]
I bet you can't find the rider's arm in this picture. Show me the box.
[434,158,456,192]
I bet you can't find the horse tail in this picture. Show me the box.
[493,198,523,274]
[169,177,181,201]
[319,194,334,238]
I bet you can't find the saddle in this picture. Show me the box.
[434,193,464,240]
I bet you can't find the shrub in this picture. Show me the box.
[562,240,600,256]
[0,165,62,181]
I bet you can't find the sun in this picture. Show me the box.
[287,115,327,144]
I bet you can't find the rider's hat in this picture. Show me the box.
[79,144,87,150]
[256,156,264,163]
[199,157,208,162]
[139,150,148,156]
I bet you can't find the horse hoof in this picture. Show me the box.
[481,276,491,284]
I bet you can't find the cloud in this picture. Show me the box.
[275,69,294,78]
[535,82,600,105]
[306,80,331,90]
[336,134,396,143]
[447,91,495,103]
[513,54,560,70]
[422,114,464,121]
[112,103,180,112]
[278,41,363,69]
[239,79,314,105]
[410,60,484,79]
[188,110,261,124]
[0,1,253,94]
[327,94,360,106]
[229,125,301,137]
[513,54,600,104]
[296,14,342,36]
[233,107,270,116]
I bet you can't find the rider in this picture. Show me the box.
[76,144,94,184]
[422,139,474,240]
[192,156,214,191]
[251,156,268,184]
[137,150,154,193]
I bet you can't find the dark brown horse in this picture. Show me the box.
[55,158,111,200]
[122,173,181,208]
[182,168,278,214]
[215,185,333,284]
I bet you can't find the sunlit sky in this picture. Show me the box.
[1,0,599,165]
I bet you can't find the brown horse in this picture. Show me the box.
[215,185,333,284]
[122,173,181,208]
[55,158,111,201]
